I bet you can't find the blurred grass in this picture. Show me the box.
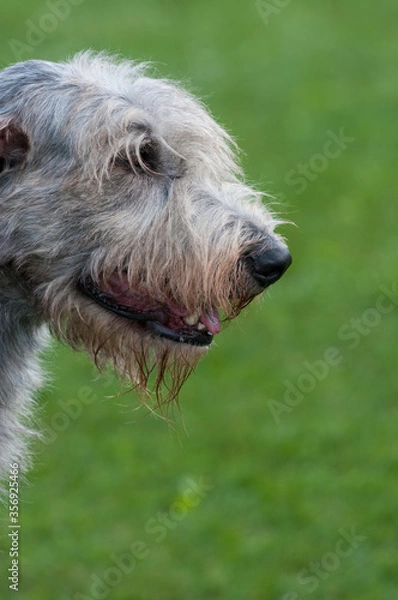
[1,1,398,599]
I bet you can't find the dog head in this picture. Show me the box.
[0,52,291,405]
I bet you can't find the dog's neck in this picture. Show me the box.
[0,266,49,478]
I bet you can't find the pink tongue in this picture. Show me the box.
[200,308,221,335]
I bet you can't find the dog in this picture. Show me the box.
[0,52,291,478]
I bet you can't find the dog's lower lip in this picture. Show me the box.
[147,322,213,347]
[77,279,214,347]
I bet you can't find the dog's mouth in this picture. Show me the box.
[78,274,221,347]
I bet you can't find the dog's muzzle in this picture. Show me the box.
[77,244,291,348]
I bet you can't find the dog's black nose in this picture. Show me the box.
[248,244,292,288]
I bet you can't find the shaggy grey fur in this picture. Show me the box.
[0,52,291,480]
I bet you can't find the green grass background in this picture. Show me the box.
[1,1,397,599]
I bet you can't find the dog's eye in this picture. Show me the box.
[114,138,160,175]
[138,139,159,172]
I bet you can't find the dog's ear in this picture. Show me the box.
[0,119,30,173]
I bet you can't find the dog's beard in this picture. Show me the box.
[47,293,208,408]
